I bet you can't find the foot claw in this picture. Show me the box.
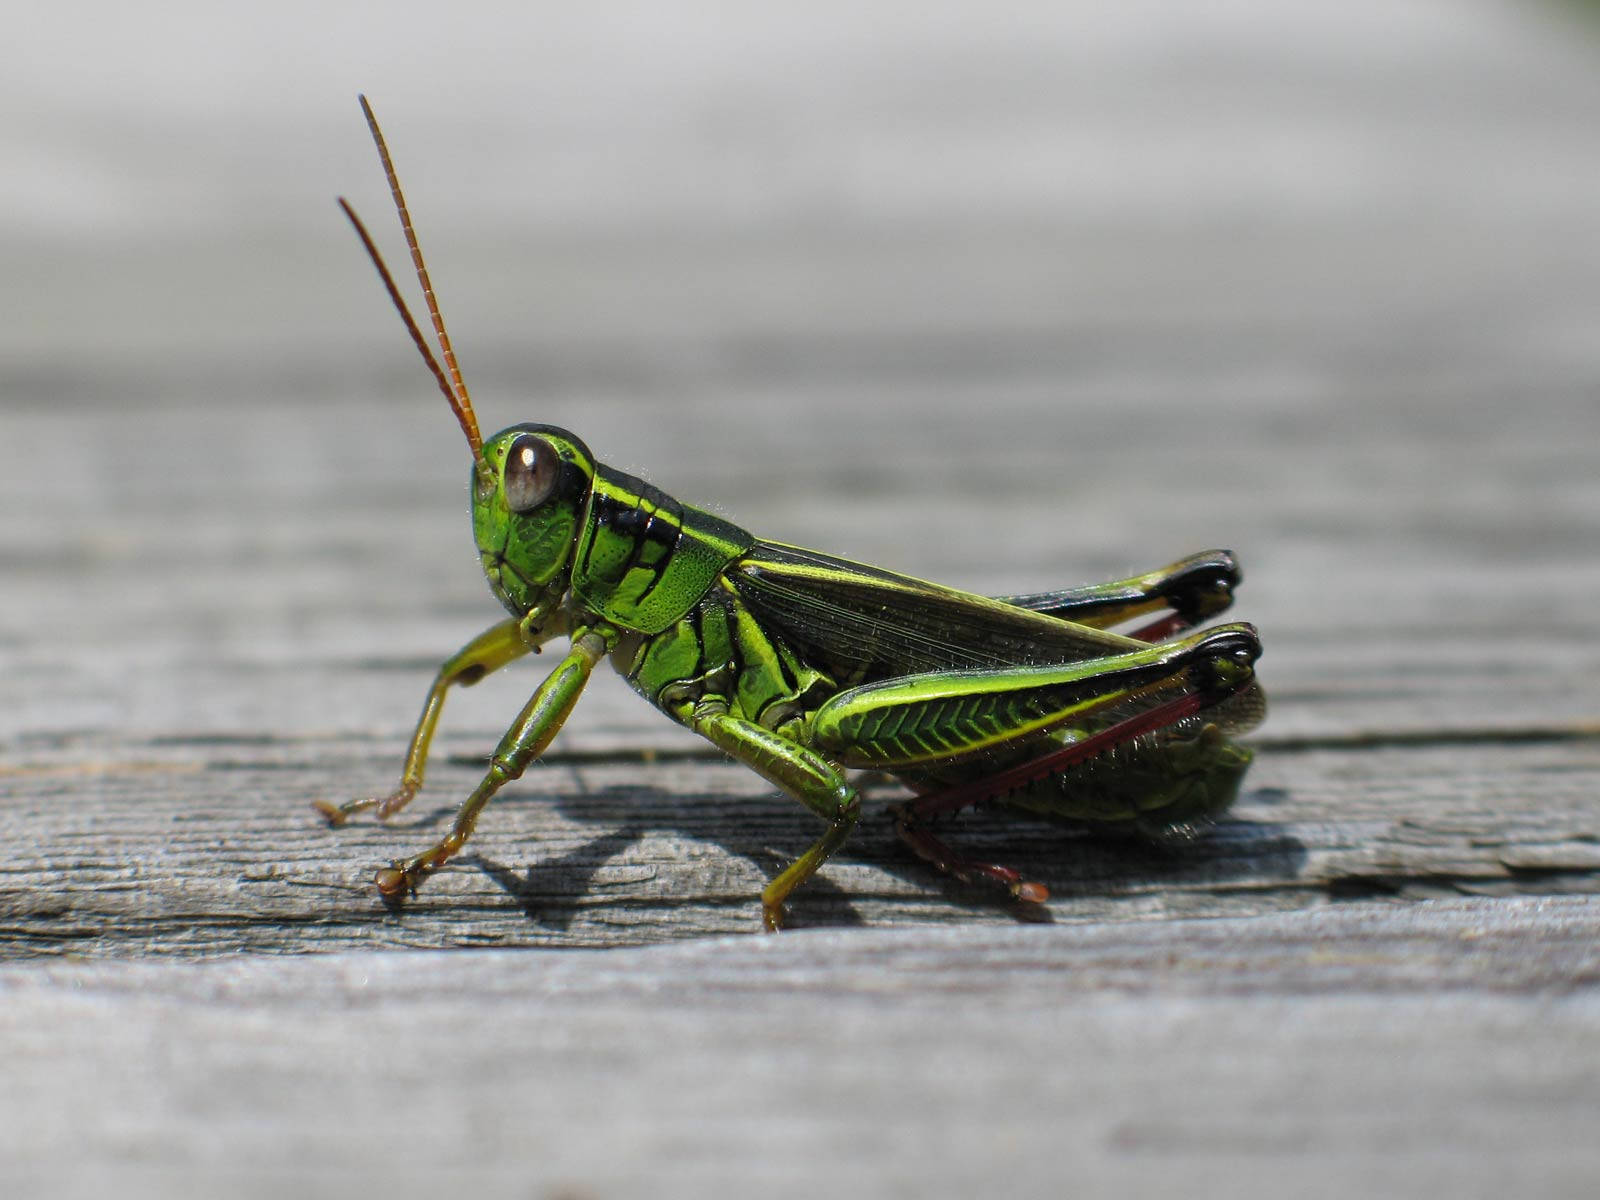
[313,784,417,830]
[374,865,411,898]
[1014,881,1050,905]
[312,800,350,828]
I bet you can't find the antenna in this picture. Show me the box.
[339,95,486,466]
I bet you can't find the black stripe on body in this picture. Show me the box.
[583,475,684,595]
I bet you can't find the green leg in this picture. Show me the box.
[680,700,859,931]
[809,625,1260,907]
[812,623,1261,771]
[373,630,606,899]
[316,617,534,826]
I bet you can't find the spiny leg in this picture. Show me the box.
[894,650,1263,902]
[679,700,859,931]
[315,617,535,826]
[891,809,1051,904]
[374,629,606,900]
[892,689,1215,905]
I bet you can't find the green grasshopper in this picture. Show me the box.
[318,98,1265,930]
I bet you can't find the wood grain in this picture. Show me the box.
[4,901,1599,1200]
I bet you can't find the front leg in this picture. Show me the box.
[373,627,609,900]
[315,615,538,826]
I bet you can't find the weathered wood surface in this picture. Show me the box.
[3,2,1600,1196]
[5,901,1599,1200]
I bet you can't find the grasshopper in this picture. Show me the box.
[318,98,1265,930]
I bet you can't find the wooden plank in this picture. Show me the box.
[2,732,1599,955]
[4,900,1599,1199]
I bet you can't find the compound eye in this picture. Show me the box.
[503,434,560,513]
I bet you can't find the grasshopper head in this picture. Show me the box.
[473,424,596,617]
[339,100,594,621]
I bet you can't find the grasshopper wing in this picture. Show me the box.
[728,541,1147,681]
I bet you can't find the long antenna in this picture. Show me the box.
[338,200,461,425]
[340,94,486,466]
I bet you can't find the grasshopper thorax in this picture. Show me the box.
[474,424,596,618]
